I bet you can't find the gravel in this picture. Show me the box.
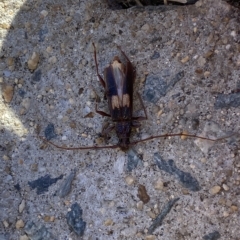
[0,0,239,239]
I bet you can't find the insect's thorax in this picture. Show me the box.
[115,121,132,150]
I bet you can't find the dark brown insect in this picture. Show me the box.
[39,44,229,151]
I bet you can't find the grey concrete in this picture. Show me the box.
[0,0,240,239]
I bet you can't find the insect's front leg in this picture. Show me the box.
[93,43,106,89]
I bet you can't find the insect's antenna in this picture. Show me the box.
[38,136,119,150]
[129,132,235,147]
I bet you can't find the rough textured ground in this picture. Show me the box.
[0,0,240,239]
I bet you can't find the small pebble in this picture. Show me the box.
[138,184,150,204]
[222,184,229,191]
[145,235,156,240]
[223,211,229,217]
[19,200,26,213]
[230,31,236,37]
[136,201,144,211]
[204,50,214,59]
[180,130,188,140]
[16,219,25,229]
[180,56,189,63]
[230,205,238,212]
[32,69,42,82]
[46,46,53,53]
[22,98,31,110]
[197,56,206,66]
[58,170,76,198]
[27,52,40,70]
[48,56,57,64]
[3,220,9,228]
[40,10,48,17]
[204,71,211,78]
[3,155,10,161]
[209,186,221,195]
[218,198,226,206]
[2,85,14,103]
[147,211,156,219]
[7,57,14,66]
[141,23,150,32]
[61,136,67,141]
[226,44,231,50]
[125,176,135,185]
[104,219,113,226]
[154,179,164,190]
[43,216,55,222]
[19,235,29,240]
[66,203,86,236]
[24,221,54,239]
[65,16,72,22]
[31,163,38,172]
[195,1,202,7]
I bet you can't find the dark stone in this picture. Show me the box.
[14,183,21,191]
[0,234,9,240]
[98,35,115,45]
[0,145,6,151]
[44,123,56,140]
[192,118,200,130]
[3,70,11,77]
[32,69,42,82]
[168,71,184,89]
[39,27,48,42]
[150,51,160,60]
[148,197,179,234]
[143,75,168,103]
[143,71,184,103]
[116,206,128,215]
[18,89,26,97]
[154,153,201,191]
[129,49,137,55]
[214,93,240,109]
[203,231,221,240]
[66,203,86,236]
[126,149,142,172]
[25,221,56,240]
[28,174,63,195]
[58,170,76,198]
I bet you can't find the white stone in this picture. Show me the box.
[19,200,25,213]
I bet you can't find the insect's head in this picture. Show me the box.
[112,56,121,64]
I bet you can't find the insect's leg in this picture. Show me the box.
[93,43,106,89]
[101,122,115,141]
[131,120,141,128]
[132,92,148,121]
[116,45,131,63]
[95,103,111,117]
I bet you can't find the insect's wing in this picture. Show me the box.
[123,60,135,118]
[104,65,122,120]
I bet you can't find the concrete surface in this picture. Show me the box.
[0,0,240,239]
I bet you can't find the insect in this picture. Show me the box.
[39,44,229,151]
